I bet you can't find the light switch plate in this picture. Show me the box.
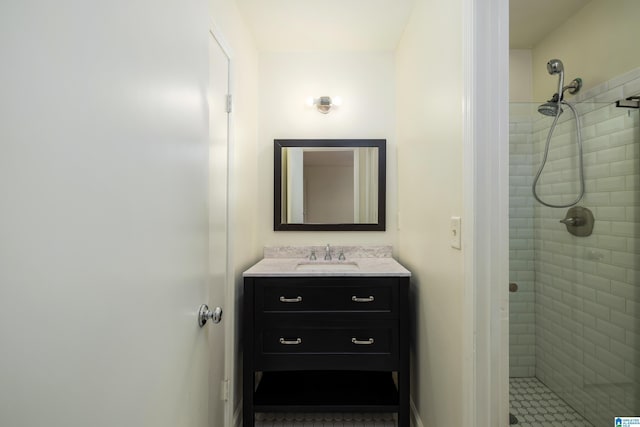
[451,216,461,249]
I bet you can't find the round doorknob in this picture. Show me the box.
[198,304,222,327]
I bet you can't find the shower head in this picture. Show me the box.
[538,91,562,117]
[547,59,565,102]
[547,59,564,75]
[538,101,563,117]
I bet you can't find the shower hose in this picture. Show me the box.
[532,100,585,208]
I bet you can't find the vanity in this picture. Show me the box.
[242,246,410,427]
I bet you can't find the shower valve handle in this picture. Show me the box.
[559,217,584,226]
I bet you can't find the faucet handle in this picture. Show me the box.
[324,244,331,261]
[560,217,584,226]
[309,250,317,261]
[338,250,346,261]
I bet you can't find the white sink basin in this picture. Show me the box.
[295,261,360,272]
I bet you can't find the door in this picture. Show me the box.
[208,30,230,427]
[0,1,217,426]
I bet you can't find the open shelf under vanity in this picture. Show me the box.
[253,370,399,412]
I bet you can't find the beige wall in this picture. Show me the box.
[257,51,398,247]
[395,0,464,425]
[532,0,640,101]
[210,0,261,419]
[510,49,533,102]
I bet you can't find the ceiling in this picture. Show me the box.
[236,0,590,52]
[510,0,591,48]
[236,0,416,51]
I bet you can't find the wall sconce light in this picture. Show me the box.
[306,96,343,114]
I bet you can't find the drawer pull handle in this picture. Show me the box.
[279,338,302,345]
[352,338,374,345]
[279,296,303,303]
[351,295,374,303]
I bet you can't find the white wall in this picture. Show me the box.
[208,1,261,266]
[396,0,464,425]
[257,51,398,247]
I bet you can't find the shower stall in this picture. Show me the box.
[509,63,640,426]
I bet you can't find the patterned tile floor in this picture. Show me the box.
[254,413,396,427]
[510,377,594,427]
[254,377,594,427]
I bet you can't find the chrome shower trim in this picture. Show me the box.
[547,59,565,102]
[564,77,582,95]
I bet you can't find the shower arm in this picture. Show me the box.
[548,78,582,103]
[563,78,582,96]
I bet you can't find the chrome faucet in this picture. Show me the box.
[324,244,331,261]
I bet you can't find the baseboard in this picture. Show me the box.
[410,397,425,427]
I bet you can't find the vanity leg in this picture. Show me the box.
[242,409,253,427]
[243,280,255,427]
[242,379,253,427]
[398,369,410,427]
[398,277,410,427]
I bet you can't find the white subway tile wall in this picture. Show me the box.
[510,111,537,378]
[510,68,640,426]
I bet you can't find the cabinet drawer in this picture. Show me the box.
[256,278,397,314]
[261,326,393,355]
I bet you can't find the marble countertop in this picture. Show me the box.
[243,245,411,277]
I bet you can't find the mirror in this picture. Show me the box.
[274,139,386,231]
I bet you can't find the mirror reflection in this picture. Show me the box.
[282,147,379,224]
[274,139,386,231]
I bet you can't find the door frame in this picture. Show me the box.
[209,23,235,427]
[462,0,510,426]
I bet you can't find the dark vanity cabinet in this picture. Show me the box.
[243,275,410,427]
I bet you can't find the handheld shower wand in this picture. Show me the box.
[547,59,565,101]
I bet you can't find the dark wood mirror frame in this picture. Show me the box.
[274,139,386,231]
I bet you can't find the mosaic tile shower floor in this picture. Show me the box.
[510,377,594,427]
